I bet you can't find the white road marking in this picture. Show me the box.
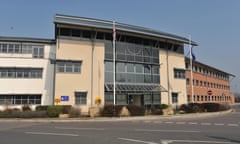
[228,124,239,127]
[188,122,198,125]
[161,139,237,144]
[176,122,186,124]
[201,123,211,125]
[118,137,158,144]
[214,123,225,126]
[25,132,79,137]
[135,129,200,133]
[153,121,162,124]
[55,126,105,130]
[165,121,174,124]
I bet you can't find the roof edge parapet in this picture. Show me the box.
[0,36,55,44]
[54,14,198,46]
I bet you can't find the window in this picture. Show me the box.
[174,68,185,79]
[0,68,42,79]
[172,93,178,103]
[116,94,127,105]
[56,60,81,73]
[153,94,160,104]
[33,47,44,58]
[0,43,45,57]
[0,95,41,105]
[186,78,190,85]
[75,92,87,105]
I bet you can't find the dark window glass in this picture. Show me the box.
[60,28,71,36]
[75,92,87,105]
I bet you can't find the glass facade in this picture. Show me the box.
[104,41,161,108]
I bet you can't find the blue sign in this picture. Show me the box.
[61,96,69,101]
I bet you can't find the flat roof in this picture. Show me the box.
[54,14,198,46]
[0,36,55,44]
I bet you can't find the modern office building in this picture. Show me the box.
[0,14,235,114]
[54,14,197,113]
[0,37,55,110]
[185,58,235,104]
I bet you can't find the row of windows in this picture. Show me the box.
[186,78,230,90]
[105,42,159,64]
[58,27,184,54]
[187,95,232,102]
[174,69,185,79]
[0,95,41,105]
[104,93,160,105]
[105,62,160,84]
[56,60,81,73]
[0,68,43,78]
[0,43,44,58]
[186,63,229,80]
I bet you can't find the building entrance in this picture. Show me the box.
[128,94,144,106]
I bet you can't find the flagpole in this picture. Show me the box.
[189,35,194,103]
[113,21,116,105]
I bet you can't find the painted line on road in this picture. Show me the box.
[227,124,239,127]
[188,122,198,125]
[55,126,105,131]
[214,123,225,126]
[201,123,211,126]
[153,121,162,124]
[25,132,79,137]
[118,137,158,144]
[175,122,186,124]
[135,129,200,133]
[165,121,174,124]
[161,139,237,144]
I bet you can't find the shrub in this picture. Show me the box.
[101,104,115,117]
[160,104,169,109]
[62,105,72,114]
[36,105,49,111]
[151,109,163,115]
[126,105,145,116]
[101,104,125,117]
[22,105,32,111]
[179,103,204,113]
[202,103,230,112]
[0,110,48,118]
[18,111,48,118]
[69,107,81,118]
[47,105,64,117]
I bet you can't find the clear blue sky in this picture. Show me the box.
[0,0,239,93]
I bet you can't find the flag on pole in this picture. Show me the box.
[191,46,196,61]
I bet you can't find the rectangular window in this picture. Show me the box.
[75,92,87,105]
[174,68,185,79]
[116,94,127,105]
[33,46,44,58]
[0,68,42,79]
[153,94,160,104]
[56,60,81,73]
[0,95,41,105]
[172,93,178,103]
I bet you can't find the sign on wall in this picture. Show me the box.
[61,96,69,101]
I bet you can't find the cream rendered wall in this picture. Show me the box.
[160,49,187,106]
[0,44,55,108]
[55,39,104,113]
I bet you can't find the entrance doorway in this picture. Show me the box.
[128,94,144,106]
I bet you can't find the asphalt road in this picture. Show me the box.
[0,105,240,144]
